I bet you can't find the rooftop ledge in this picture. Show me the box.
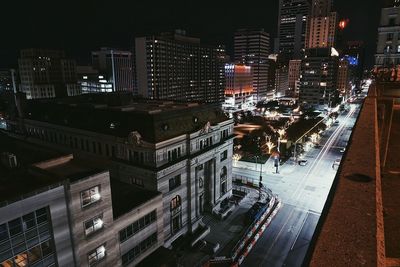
[306,83,386,266]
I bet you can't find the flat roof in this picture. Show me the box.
[24,93,229,143]
[111,179,161,219]
[0,133,103,204]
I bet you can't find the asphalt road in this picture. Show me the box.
[234,103,362,267]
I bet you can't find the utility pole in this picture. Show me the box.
[111,50,116,92]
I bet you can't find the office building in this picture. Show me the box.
[305,0,337,49]
[299,48,339,108]
[91,48,134,93]
[135,30,226,103]
[77,66,113,93]
[18,49,80,99]
[275,65,289,97]
[6,93,234,247]
[234,29,270,102]
[277,0,310,59]
[375,1,400,81]
[305,12,337,49]
[288,59,302,97]
[343,41,365,86]
[0,70,12,92]
[337,58,350,98]
[310,0,333,17]
[0,136,164,267]
[223,64,254,111]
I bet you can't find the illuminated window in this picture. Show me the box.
[88,245,106,266]
[81,186,101,208]
[84,214,103,236]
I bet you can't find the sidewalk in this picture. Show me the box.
[175,185,272,267]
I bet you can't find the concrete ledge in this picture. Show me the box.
[307,85,386,266]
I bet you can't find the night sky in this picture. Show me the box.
[0,0,383,68]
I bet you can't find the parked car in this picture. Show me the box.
[340,147,346,153]
[298,159,308,166]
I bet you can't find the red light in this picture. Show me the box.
[339,19,349,30]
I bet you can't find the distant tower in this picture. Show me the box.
[18,49,79,99]
[91,48,134,93]
[234,29,270,102]
[134,30,226,103]
[277,0,310,60]
[305,0,338,49]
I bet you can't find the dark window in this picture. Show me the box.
[121,232,157,265]
[220,150,228,162]
[169,175,181,191]
[119,210,157,243]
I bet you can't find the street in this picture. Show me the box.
[233,102,362,267]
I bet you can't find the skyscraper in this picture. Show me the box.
[299,48,339,108]
[91,48,134,93]
[18,49,80,99]
[234,29,270,102]
[310,0,333,17]
[277,0,310,59]
[337,58,350,98]
[135,30,226,103]
[305,0,337,49]
[344,41,365,86]
[288,59,302,97]
[0,69,12,91]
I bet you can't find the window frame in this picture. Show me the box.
[84,214,104,237]
[87,244,106,266]
[81,185,101,208]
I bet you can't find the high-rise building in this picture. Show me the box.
[91,48,134,93]
[0,69,12,91]
[288,59,302,97]
[299,48,339,108]
[344,41,365,85]
[223,64,254,110]
[310,0,333,17]
[76,66,113,93]
[234,29,270,102]
[305,0,337,49]
[277,0,310,59]
[375,2,400,72]
[18,49,80,99]
[275,65,289,97]
[135,30,226,103]
[337,58,350,98]
[305,13,337,49]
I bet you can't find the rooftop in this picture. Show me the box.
[111,179,161,219]
[0,133,103,204]
[23,92,229,143]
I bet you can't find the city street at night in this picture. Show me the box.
[233,102,362,266]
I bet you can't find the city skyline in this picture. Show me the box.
[0,0,382,69]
